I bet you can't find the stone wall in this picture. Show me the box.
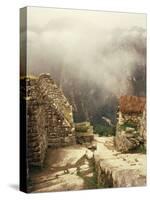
[25,77,48,167]
[75,122,94,144]
[27,100,48,167]
[115,111,145,152]
[140,106,146,146]
[21,73,75,168]
[94,136,146,188]
[118,112,142,128]
[37,74,75,147]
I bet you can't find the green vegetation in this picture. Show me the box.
[119,120,137,131]
[137,145,146,154]
[94,124,115,136]
[129,144,146,154]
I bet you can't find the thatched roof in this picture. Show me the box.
[119,95,146,114]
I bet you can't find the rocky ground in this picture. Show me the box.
[28,135,146,193]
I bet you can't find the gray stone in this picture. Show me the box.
[94,136,146,188]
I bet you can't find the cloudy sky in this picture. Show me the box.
[25,7,146,96]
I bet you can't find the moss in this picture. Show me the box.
[118,120,138,131]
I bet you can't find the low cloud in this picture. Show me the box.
[26,16,146,97]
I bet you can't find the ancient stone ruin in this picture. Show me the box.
[21,73,76,168]
[115,95,146,152]
[75,122,94,144]
[20,76,146,192]
[94,96,146,188]
[140,106,146,146]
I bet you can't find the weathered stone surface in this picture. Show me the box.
[28,135,146,192]
[68,167,77,174]
[115,96,146,153]
[28,145,96,192]
[114,131,144,153]
[21,74,76,168]
[85,149,94,160]
[34,174,85,192]
[75,122,94,144]
[140,106,146,147]
[87,143,97,151]
[75,122,91,132]
[94,136,146,188]
[45,146,87,168]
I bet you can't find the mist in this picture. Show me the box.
[26,8,146,96]
[23,8,146,123]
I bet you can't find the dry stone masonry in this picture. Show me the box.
[75,122,94,144]
[37,74,76,148]
[20,77,146,191]
[115,96,146,153]
[21,73,76,168]
[94,136,146,188]
[140,106,146,147]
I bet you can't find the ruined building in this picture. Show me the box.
[115,95,146,152]
[20,74,76,168]
[75,122,94,144]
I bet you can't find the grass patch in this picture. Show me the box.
[119,121,137,131]
[94,124,115,137]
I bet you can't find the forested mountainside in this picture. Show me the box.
[26,27,146,127]
[49,63,146,126]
